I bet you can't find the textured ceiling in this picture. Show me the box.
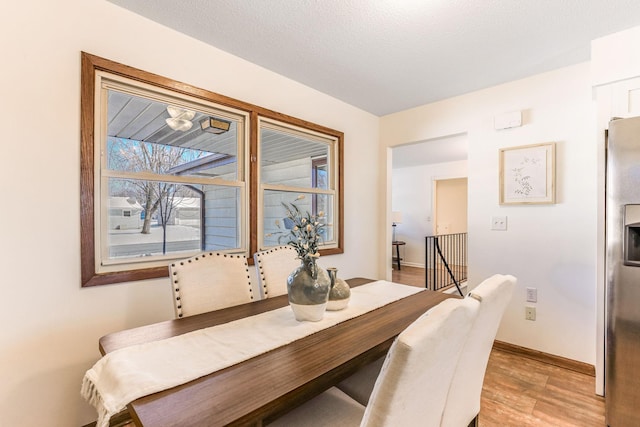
[108,0,640,117]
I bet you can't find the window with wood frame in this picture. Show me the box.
[258,119,339,251]
[80,52,343,286]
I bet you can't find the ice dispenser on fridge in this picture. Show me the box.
[624,205,640,266]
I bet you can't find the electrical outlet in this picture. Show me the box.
[526,287,537,302]
[491,216,507,231]
[525,306,536,321]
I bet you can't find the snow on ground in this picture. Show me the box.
[109,225,200,244]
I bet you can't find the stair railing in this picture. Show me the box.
[425,233,467,296]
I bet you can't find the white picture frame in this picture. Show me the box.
[499,142,556,205]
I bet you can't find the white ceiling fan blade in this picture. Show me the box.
[166,117,193,131]
[167,105,196,120]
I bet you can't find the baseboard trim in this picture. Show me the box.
[493,340,595,377]
[399,261,425,268]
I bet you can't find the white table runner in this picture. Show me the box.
[82,280,423,427]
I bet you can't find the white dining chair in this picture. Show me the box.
[335,356,385,406]
[168,252,254,318]
[269,297,479,427]
[253,245,299,298]
[440,274,516,427]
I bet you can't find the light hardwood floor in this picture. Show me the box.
[393,263,465,293]
[392,264,430,288]
[393,265,605,426]
[481,346,604,426]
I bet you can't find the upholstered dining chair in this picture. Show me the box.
[336,274,517,426]
[253,245,299,298]
[334,355,385,406]
[168,252,254,318]
[440,274,516,427]
[269,297,479,427]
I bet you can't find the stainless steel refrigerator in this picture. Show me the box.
[606,116,640,426]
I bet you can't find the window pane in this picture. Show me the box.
[106,179,203,259]
[260,126,329,189]
[107,89,240,180]
[106,178,241,261]
[312,158,328,190]
[263,190,334,248]
[202,184,242,251]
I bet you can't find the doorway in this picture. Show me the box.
[389,133,468,282]
[434,177,468,235]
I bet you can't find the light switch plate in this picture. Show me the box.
[491,216,507,231]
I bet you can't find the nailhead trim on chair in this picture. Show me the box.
[255,246,293,298]
[170,252,253,318]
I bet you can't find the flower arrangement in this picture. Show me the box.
[277,196,326,259]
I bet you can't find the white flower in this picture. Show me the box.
[278,201,326,260]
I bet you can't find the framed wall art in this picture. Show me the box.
[499,142,555,205]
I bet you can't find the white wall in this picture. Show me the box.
[392,160,467,266]
[592,25,640,88]
[0,1,379,425]
[381,63,597,369]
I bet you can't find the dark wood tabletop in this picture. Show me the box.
[98,278,453,426]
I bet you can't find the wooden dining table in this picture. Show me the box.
[98,278,454,426]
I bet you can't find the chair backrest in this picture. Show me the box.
[168,252,254,318]
[253,245,299,298]
[440,274,516,427]
[361,297,478,427]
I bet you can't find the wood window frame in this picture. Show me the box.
[80,52,343,287]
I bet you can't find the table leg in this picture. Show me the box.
[396,244,401,270]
